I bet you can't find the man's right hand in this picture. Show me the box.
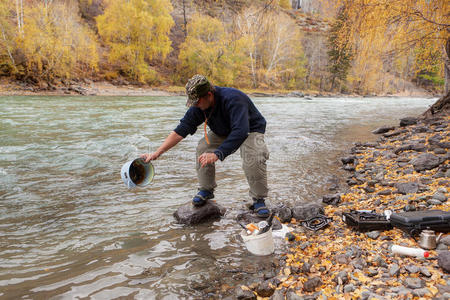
[141,152,160,163]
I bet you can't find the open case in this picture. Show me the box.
[342,210,392,231]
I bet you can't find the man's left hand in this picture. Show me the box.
[198,153,218,168]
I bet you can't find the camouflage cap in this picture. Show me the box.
[185,74,212,107]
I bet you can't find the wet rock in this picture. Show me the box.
[438,251,450,273]
[343,165,356,172]
[383,129,407,138]
[174,201,226,225]
[327,175,340,191]
[372,126,395,134]
[341,156,357,164]
[256,280,275,297]
[395,182,419,194]
[410,153,443,172]
[366,231,380,240]
[235,286,256,300]
[405,264,419,274]
[303,277,322,292]
[291,203,324,221]
[347,178,359,186]
[322,193,341,206]
[400,117,418,127]
[389,264,400,277]
[277,207,292,223]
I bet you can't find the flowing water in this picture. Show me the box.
[0,96,436,299]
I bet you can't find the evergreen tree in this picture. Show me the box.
[327,9,352,92]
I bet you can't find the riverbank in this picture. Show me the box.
[0,79,436,98]
[240,111,449,299]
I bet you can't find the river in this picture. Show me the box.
[0,96,436,299]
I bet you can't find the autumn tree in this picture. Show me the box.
[0,1,18,75]
[96,0,174,83]
[333,0,449,94]
[234,6,306,88]
[178,13,245,86]
[16,1,98,82]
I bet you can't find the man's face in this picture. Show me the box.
[194,92,213,111]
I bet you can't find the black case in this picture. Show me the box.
[342,210,392,231]
[389,210,450,235]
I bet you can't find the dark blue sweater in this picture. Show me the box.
[174,86,266,160]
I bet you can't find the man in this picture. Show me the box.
[141,74,270,217]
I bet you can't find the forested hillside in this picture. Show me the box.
[0,0,447,94]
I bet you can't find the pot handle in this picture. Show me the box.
[436,232,443,243]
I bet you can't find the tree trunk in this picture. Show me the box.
[445,37,450,95]
[182,0,187,38]
[423,91,450,118]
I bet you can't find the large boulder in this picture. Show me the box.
[173,201,226,225]
[410,153,443,172]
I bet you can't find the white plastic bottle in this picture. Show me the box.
[391,245,430,258]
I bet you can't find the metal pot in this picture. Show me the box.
[418,230,443,250]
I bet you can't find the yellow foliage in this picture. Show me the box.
[178,13,246,86]
[16,2,98,81]
[334,0,448,93]
[234,7,306,88]
[278,0,291,9]
[0,1,18,75]
[97,0,174,83]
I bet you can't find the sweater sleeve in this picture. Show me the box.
[214,100,249,160]
[174,107,205,138]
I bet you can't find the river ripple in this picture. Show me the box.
[0,96,436,299]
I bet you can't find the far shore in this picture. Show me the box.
[0,80,438,98]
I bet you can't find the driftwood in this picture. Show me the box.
[423,91,450,118]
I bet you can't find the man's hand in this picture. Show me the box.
[141,152,161,163]
[198,152,218,168]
